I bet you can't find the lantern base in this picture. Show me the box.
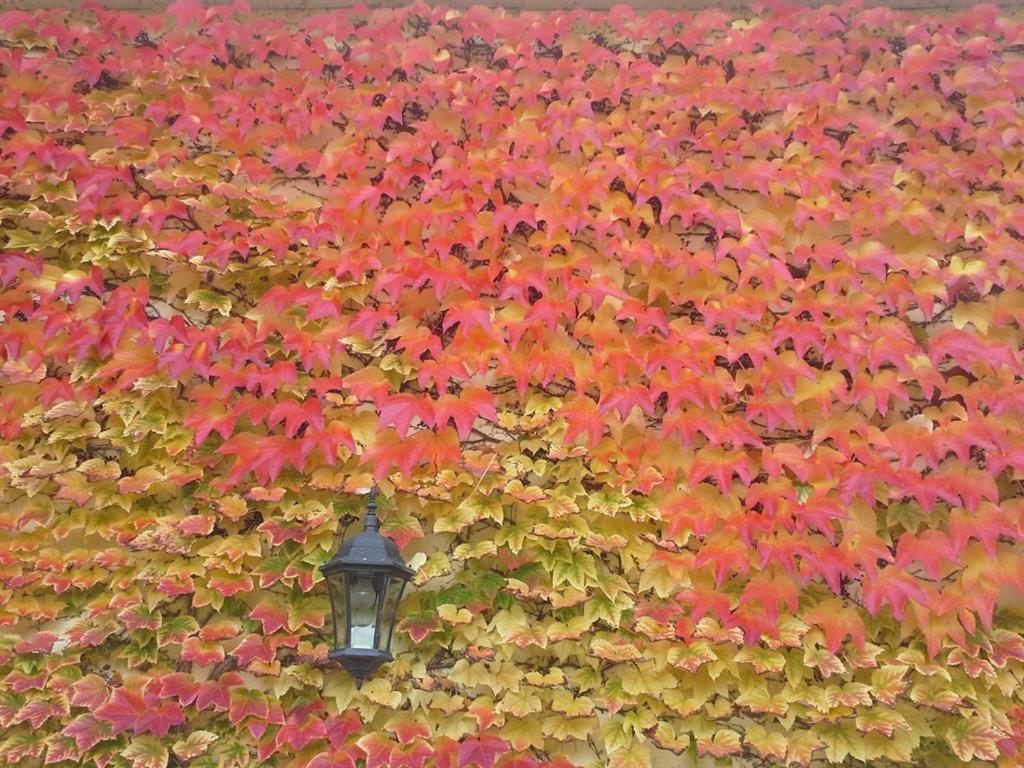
[330,647,393,688]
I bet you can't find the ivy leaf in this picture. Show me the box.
[95,687,184,737]
[819,720,868,764]
[457,734,508,768]
[785,730,824,768]
[945,717,1001,762]
[744,724,787,761]
[696,729,741,758]
[607,742,650,768]
[228,688,269,725]
[121,736,169,768]
[855,707,909,738]
[62,715,111,751]
[69,675,109,709]
[171,730,219,760]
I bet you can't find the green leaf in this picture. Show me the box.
[185,289,232,316]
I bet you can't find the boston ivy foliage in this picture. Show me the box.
[1,1,1024,767]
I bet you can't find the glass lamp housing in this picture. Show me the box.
[321,491,414,686]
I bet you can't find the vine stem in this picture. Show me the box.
[469,451,498,497]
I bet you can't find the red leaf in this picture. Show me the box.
[15,632,59,654]
[343,367,391,403]
[178,515,215,535]
[389,716,431,745]
[379,392,436,436]
[895,530,959,580]
[180,636,225,665]
[392,741,434,768]
[62,715,111,751]
[69,674,109,709]
[862,569,927,620]
[397,614,441,643]
[16,700,65,729]
[157,673,199,706]
[738,573,799,626]
[804,600,867,653]
[357,732,394,768]
[193,673,242,713]
[250,598,289,634]
[458,735,508,768]
[219,433,306,484]
[325,710,362,748]
[276,712,327,751]
[557,396,603,446]
[95,687,184,737]
[308,750,359,768]
[228,688,269,725]
[435,386,497,440]
[231,634,275,666]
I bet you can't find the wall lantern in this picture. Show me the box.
[321,489,414,687]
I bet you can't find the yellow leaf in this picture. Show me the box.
[651,721,690,752]
[855,707,909,738]
[634,616,673,641]
[496,690,541,718]
[734,646,785,674]
[736,683,789,716]
[433,714,477,741]
[361,678,402,708]
[412,552,451,585]
[608,742,651,768]
[951,301,991,334]
[667,641,717,672]
[122,736,168,768]
[185,289,232,316]
[437,604,473,625]
[489,605,530,639]
[619,662,677,696]
[591,637,642,662]
[696,729,741,758]
[452,540,497,561]
[786,729,824,767]
[745,724,787,761]
[543,715,598,742]
[950,254,986,275]
[524,668,564,687]
[819,720,868,763]
[870,665,909,706]
[804,646,845,677]
[172,731,218,760]
[945,717,1001,762]
[794,369,845,405]
[449,659,493,689]
[502,716,544,751]
[661,687,705,717]
[551,689,593,717]
[436,495,503,533]
[637,563,679,597]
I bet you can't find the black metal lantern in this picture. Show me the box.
[321,489,414,687]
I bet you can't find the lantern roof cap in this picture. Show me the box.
[321,490,414,579]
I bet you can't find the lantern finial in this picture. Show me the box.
[365,487,379,531]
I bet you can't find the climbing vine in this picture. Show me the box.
[1,1,1024,767]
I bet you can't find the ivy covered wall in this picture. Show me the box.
[1,2,1024,767]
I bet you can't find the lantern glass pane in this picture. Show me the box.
[346,572,383,649]
[377,576,406,652]
[325,572,346,651]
